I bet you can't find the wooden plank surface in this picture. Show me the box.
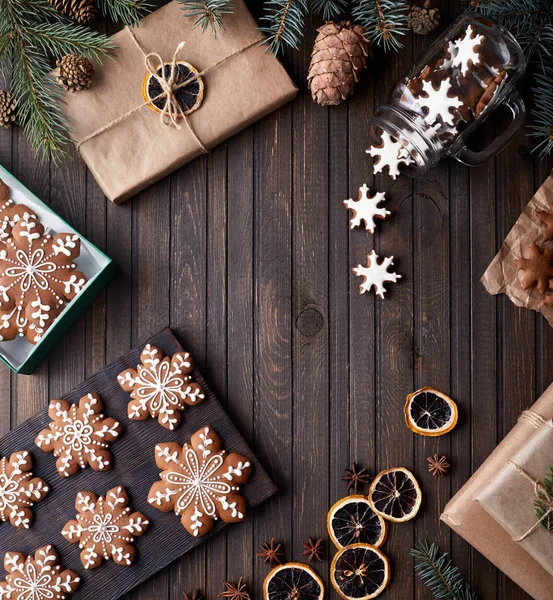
[1,1,553,598]
[0,328,276,600]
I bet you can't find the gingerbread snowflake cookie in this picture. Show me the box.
[0,210,87,344]
[118,344,205,430]
[417,78,464,126]
[451,24,485,76]
[62,486,149,569]
[0,545,80,600]
[35,393,123,478]
[0,180,38,244]
[148,425,252,537]
[0,450,49,529]
[515,242,553,295]
[366,131,414,180]
[353,250,402,299]
[344,184,389,233]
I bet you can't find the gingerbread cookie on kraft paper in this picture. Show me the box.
[35,393,123,478]
[62,486,149,569]
[148,425,252,537]
[118,344,205,430]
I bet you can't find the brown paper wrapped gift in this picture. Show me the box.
[482,170,553,325]
[441,384,553,600]
[476,419,553,577]
[63,0,298,204]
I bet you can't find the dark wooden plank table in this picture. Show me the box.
[1,1,552,599]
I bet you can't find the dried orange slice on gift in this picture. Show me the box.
[264,563,324,600]
[404,386,458,436]
[141,61,204,117]
[331,543,390,600]
[368,467,422,523]
[327,496,387,549]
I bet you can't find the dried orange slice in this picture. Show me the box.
[264,563,324,600]
[327,496,387,549]
[331,543,390,600]
[368,467,422,523]
[404,387,458,436]
[141,60,204,117]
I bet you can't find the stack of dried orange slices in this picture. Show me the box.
[328,468,422,600]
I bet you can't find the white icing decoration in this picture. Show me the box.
[353,250,402,299]
[418,78,464,126]
[452,24,485,76]
[343,184,389,233]
[366,131,414,180]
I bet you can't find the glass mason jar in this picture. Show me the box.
[366,12,527,179]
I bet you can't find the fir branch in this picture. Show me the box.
[352,0,408,52]
[260,0,309,55]
[311,0,348,21]
[411,541,477,600]
[178,0,234,36]
[0,0,113,160]
[534,463,553,530]
[96,0,151,26]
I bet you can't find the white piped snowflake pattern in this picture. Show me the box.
[35,393,122,478]
[0,211,87,344]
[366,131,414,180]
[451,24,485,76]
[118,344,205,431]
[148,425,252,538]
[418,79,464,126]
[344,184,390,234]
[0,451,49,529]
[0,545,80,600]
[62,486,149,569]
[353,250,402,299]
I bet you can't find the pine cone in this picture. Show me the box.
[408,0,440,35]
[48,0,96,24]
[308,21,371,107]
[57,54,95,93]
[0,91,17,129]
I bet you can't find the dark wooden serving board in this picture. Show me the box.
[0,327,276,600]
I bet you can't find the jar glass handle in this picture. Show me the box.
[453,90,526,166]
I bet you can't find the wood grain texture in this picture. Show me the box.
[1,1,553,598]
[0,328,276,600]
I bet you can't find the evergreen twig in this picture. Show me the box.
[471,0,553,157]
[260,0,309,55]
[178,0,234,35]
[352,0,408,51]
[534,463,553,531]
[411,541,477,600]
[96,0,151,26]
[0,0,113,160]
[311,0,348,21]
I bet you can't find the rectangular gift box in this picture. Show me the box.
[63,0,298,204]
[476,420,553,577]
[0,165,117,375]
[441,383,553,600]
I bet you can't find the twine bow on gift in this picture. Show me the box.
[508,460,553,541]
[76,26,264,154]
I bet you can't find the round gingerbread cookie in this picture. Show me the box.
[148,425,252,537]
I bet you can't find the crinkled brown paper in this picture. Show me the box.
[441,382,553,600]
[476,419,553,577]
[62,0,298,204]
[482,170,553,323]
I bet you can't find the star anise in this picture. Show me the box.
[257,537,284,568]
[427,453,449,477]
[183,590,204,600]
[342,462,370,493]
[219,578,250,600]
[302,537,324,562]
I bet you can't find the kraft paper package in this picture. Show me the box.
[62,0,298,203]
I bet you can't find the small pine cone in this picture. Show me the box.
[0,91,17,129]
[48,0,96,24]
[308,21,371,107]
[408,0,440,35]
[57,54,95,93]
